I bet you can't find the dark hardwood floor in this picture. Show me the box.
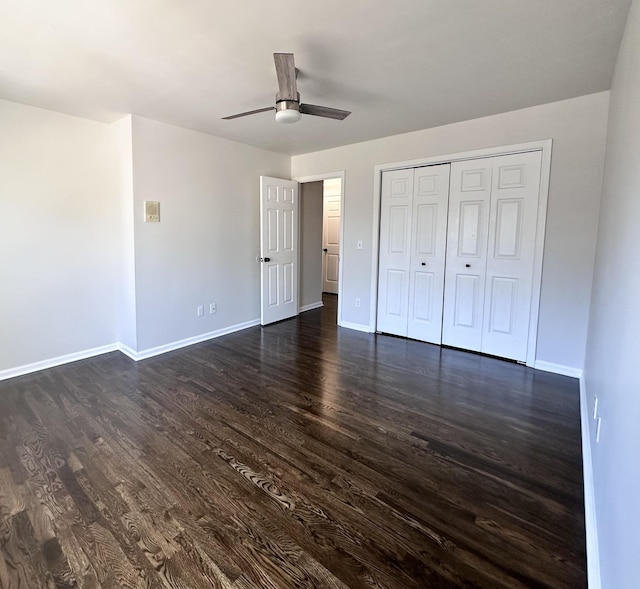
[0,294,586,588]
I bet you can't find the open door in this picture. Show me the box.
[322,183,341,295]
[260,176,299,325]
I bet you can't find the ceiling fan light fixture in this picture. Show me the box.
[275,100,301,124]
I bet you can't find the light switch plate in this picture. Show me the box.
[144,201,160,222]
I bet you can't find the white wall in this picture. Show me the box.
[299,181,323,308]
[584,1,640,586]
[0,93,610,375]
[130,116,290,352]
[292,92,610,371]
[0,99,120,373]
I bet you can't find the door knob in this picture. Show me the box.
[421,262,426,266]
[323,248,328,252]
[465,264,471,268]
[260,257,271,262]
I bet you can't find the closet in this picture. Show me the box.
[377,164,450,343]
[377,150,543,362]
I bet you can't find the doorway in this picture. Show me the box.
[322,178,341,295]
[297,173,345,325]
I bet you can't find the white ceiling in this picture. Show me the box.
[0,0,631,155]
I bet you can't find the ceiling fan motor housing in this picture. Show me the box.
[275,99,301,123]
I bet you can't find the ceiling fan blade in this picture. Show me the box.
[300,103,351,120]
[222,106,275,120]
[274,53,298,101]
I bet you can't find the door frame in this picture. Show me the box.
[294,171,346,326]
[369,140,552,368]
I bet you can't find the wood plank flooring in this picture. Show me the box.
[0,294,586,588]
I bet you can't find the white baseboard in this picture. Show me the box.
[299,301,324,313]
[0,343,119,382]
[338,321,371,333]
[117,343,138,361]
[579,373,601,589]
[0,318,264,380]
[534,360,583,378]
[127,318,262,361]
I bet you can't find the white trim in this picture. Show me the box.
[370,140,553,368]
[526,142,553,366]
[339,321,371,333]
[127,318,262,361]
[533,360,583,378]
[372,141,548,174]
[117,343,138,361]
[579,373,601,589]
[1,318,273,379]
[299,301,324,313]
[0,343,119,382]
[295,172,346,184]
[295,171,346,327]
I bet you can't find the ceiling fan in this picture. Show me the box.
[222,53,351,124]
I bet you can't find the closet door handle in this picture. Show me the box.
[465,264,471,268]
[421,262,426,266]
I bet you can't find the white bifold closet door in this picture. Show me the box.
[442,151,542,361]
[377,164,450,343]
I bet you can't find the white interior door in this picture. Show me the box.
[322,193,341,294]
[481,151,542,361]
[260,176,299,326]
[407,164,450,343]
[442,160,492,352]
[377,169,413,336]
